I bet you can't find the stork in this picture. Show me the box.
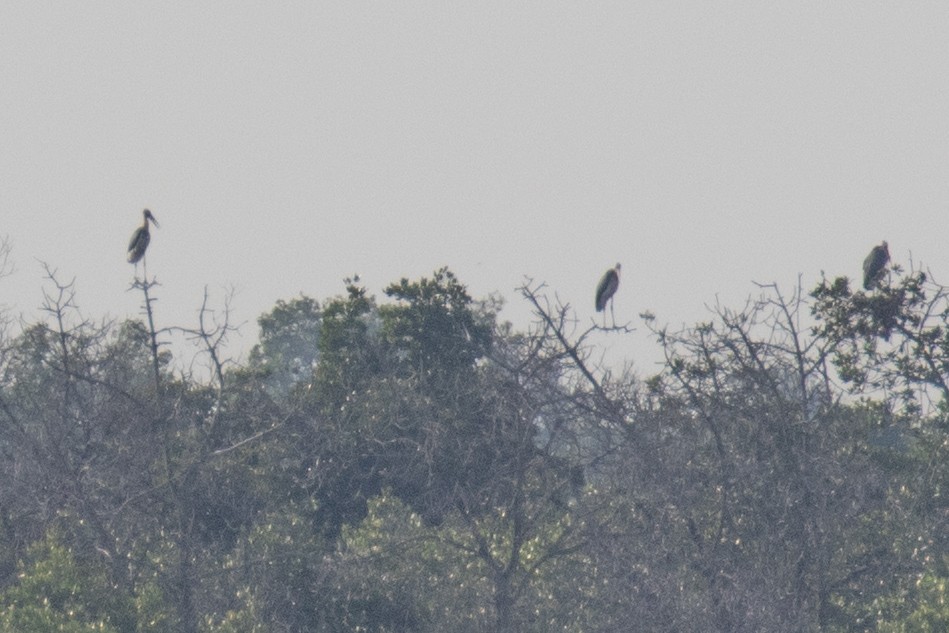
[862,241,889,290]
[595,263,621,326]
[127,209,159,265]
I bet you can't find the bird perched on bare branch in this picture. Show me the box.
[862,241,889,290]
[127,209,159,264]
[595,263,621,325]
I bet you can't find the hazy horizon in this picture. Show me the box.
[3,3,948,373]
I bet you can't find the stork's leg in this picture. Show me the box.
[610,298,616,327]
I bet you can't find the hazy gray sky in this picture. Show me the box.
[2,3,948,371]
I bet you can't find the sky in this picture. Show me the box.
[2,3,948,375]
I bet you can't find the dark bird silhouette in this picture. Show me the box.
[862,241,889,290]
[127,209,159,264]
[595,263,621,325]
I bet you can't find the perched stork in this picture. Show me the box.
[862,241,889,290]
[127,209,159,264]
[595,263,621,326]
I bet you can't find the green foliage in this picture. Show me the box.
[0,530,127,633]
[220,503,323,632]
[380,267,493,386]
[812,269,949,414]
[1,265,948,632]
[249,295,322,397]
[314,282,380,406]
[876,572,949,633]
[827,571,949,633]
[291,270,508,534]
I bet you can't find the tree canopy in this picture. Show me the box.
[0,263,946,632]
